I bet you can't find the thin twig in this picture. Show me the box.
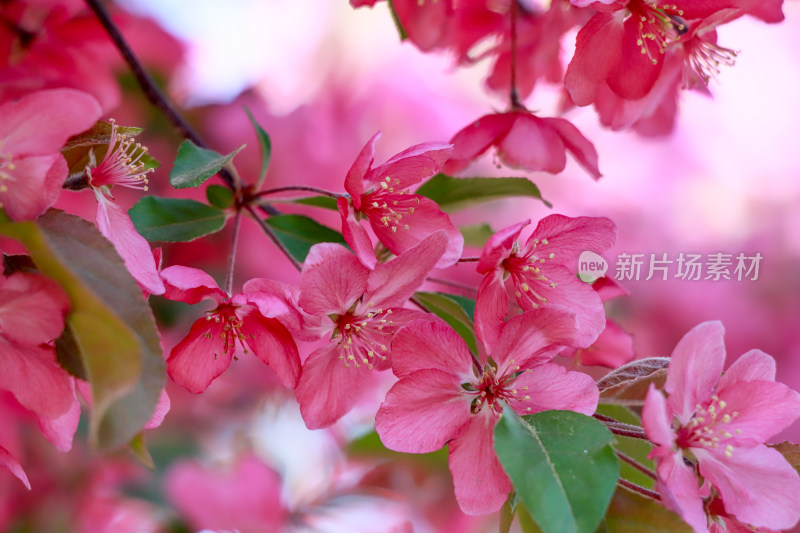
[425,276,478,295]
[615,451,657,480]
[457,257,480,263]
[254,186,345,199]
[618,478,660,501]
[245,205,302,272]
[224,210,243,295]
[509,0,522,109]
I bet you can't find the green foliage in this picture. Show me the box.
[494,408,619,533]
[0,210,165,449]
[596,488,692,532]
[415,174,551,212]
[413,291,477,354]
[461,223,495,248]
[290,195,339,210]
[205,184,234,209]
[129,196,227,242]
[244,107,272,187]
[170,140,243,189]
[265,214,347,262]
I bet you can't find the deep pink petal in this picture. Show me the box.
[366,230,447,308]
[369,143,452,191]
[391,319,475,380]
[572,319,634,368]
[643,385,677,451]
[160,265,226,304]
[337,197,377,269]
[509,363,599,416]
[654,451,710,533]
[541,117,602,179]
[295,343,372,429]
[695,445,800,531]
[144,388,170,429]
[167,318,234,394]
[344,132,380,204]
[95,194,165,296]
[492,307,578,370]
[240,312,301,388]
[0,445,30,490]
[715,380,800,443]
[665,321,726,425]
[243,278,310,338]
[564,12,625,107]
[444,113,516,175]
[476,220,528,274]
[0,154,65,221]
[474,273,509,349]
[448,411,512,516]
[592,277,629,302]
[0,339,74,419]
[719,349,776,385]
[497,115,567,174]
[0,272,68,345]
[298,243,369,316]
[0,88,101,155]
[376,369,472,453]
[529,214,617,268]
[368,195,463,268]
[606,15,663,100]
[38,394,80,452]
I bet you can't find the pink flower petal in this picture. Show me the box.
[654,450,710,533]
[368,144,452,191]
[0,154,66,221]
[606,15,663,100]
[474,273,509,348]
[240,312,301,389]
[448,411,511,516]
[497,114,566,174]
[696,445,800,531]
[299,243,370,316]
[144,388,170,429]
[665,321,726,425]
[167,317,234,394]
[376,369,472,453]
[295,343,373,429]
[337,197,377,269]
[95,194,165,296]
[491,307,578,370]
[444,113,517,175]
[161,265,226,304]
[38,393,80,452]
[715,380,800,443]
[719,349,776,385]
[0,272,68,345]
[572,319,634,368]
[344,132,380,204]
[541,117,602,179]
[476,220,528,275]
[642,385,677,451]
[509,363,598,416]
[390,318,475,380]
[0,444,30,490]
[564,12,625,107]
[530,214,617,268]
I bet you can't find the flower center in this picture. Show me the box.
[331,308,395,369]
[86,119,154,191]
[467,361,531,415]
[362,176,420,233]
[629,1,686,65]
[681,35,737,88]
[501,238,558,308]
[202,302,247,360]
[677,394,741,459]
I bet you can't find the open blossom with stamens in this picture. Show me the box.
[642,321,800,533]
[375,308,598,515]
[337,132,462,269]
[85,120,164,295]
[284,231,447,429]
[475,214,616,348]
[160,266,300,394]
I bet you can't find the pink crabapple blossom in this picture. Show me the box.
[337,132,463,269]
[474,214,617,349]
[642,321,800,533]
[160,265,300,394]
[0,88,101,220]
[375,308,599,515]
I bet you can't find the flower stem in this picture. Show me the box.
[425,276,478,294]
[618,478,661,501]
[254,186,345,199]
[509,0,522,109]
[224,209,243,295]
[615,450,657,479]
[457,256,480,263]
[245,205,302,272]
[594,413,650,440]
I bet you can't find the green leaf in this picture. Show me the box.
[206,184,234,209]
[55,323,87,380]
[461,223,495,248]
[494,408,619,533]
[0,210,165,450]
[518,504,545,533]
[130,197,227,242]
[415,174,551,212]
[170,140,244,189]
[129,432,155,470]
[245,107,272,187]
[386,0,408,40]
[500,495,516,533]
[65,120,143,148]
[289,195,339,211]
[413,291,477,354]
[597,487,692,533]
[265,214,347,262]
[598,357,670,402]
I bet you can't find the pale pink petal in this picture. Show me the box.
[448,411,512,516]
[0,339,74,419]
[295,343,372,429]
[654,451,710,533]
[95,194,165,296]
[509,363,598,416]
[476,220,528,274]
[497,114,567,174]
[390,318,475,380]
[366,230,447,308]
[167,318,234,394]
[474,273,509,348]
[160,265,226,304]
[715,380,800,443]
[491,307,578,370]
[0,445,30,490]
[541,117,602,179]
[240,312,301,388]
[143,389,170,429]
[344,132,380,205]
[337,197,377,269]
[382,141,452,169]
[368,143,452,191]
[0,88,101,155]
[564,12,624,107]
[38,394,80,452]
[444,113,516,175]
[0,272,68,345]
[368,195,463,269]
[376,369,472,453]
[0,154,65,221]
[695,445,800,531]
[530,214,617,268]
[719,349,776,385]
[299,243,370,316]
[642,385,677,451]
[665,321,726,425]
